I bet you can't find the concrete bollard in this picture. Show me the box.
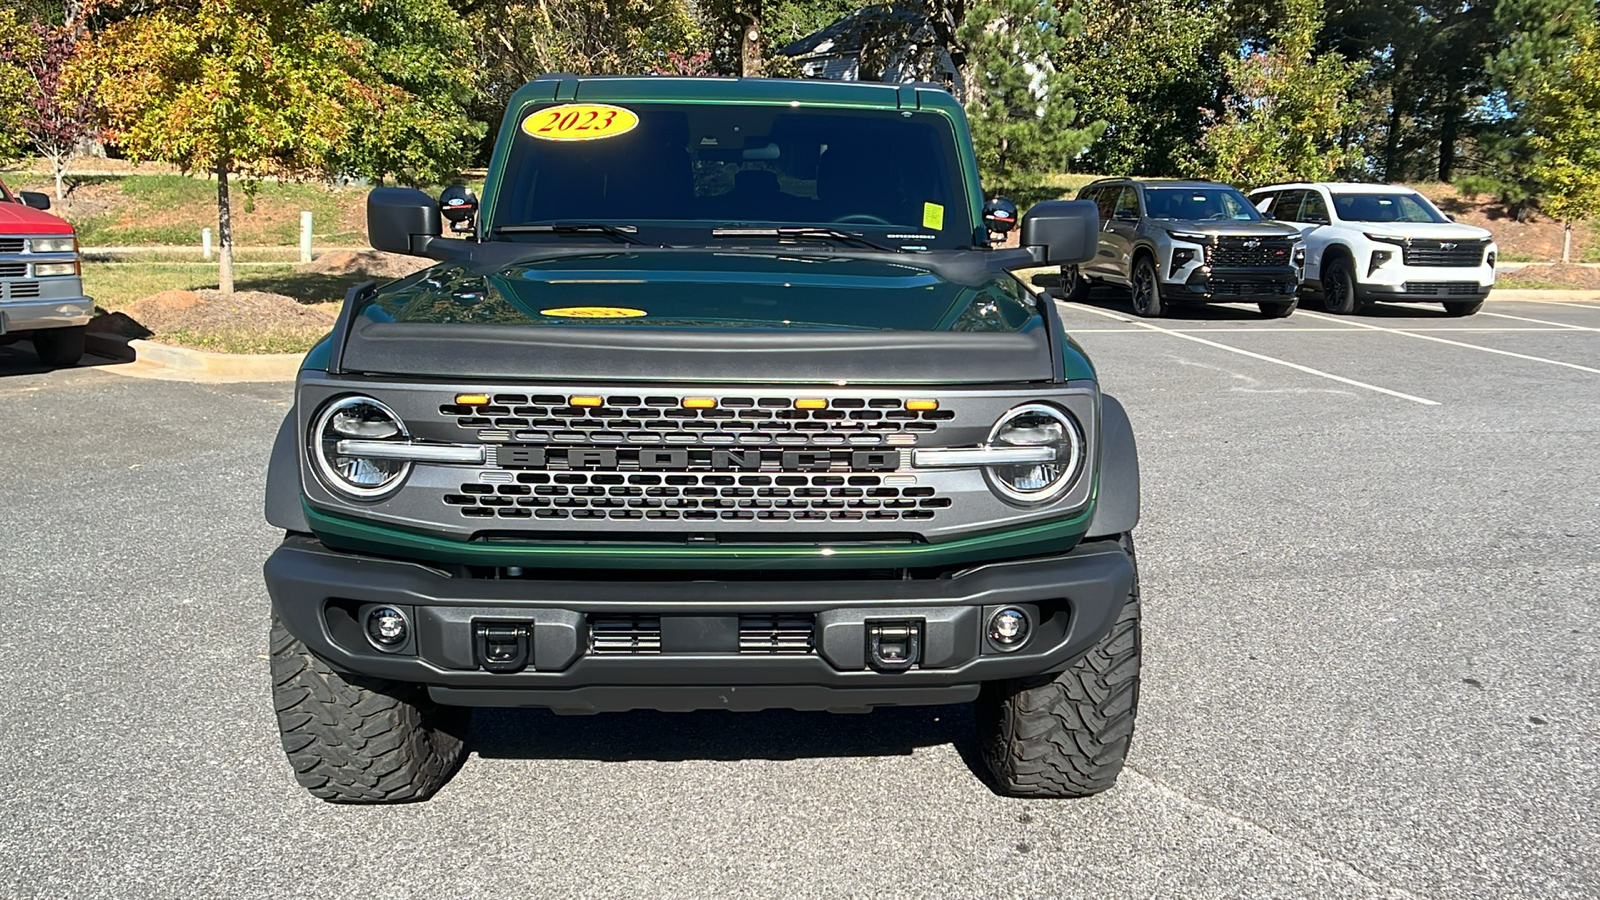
[300,211,313,263]
[202,227,212,260]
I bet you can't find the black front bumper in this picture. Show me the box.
[1166,265,1300,302]
[265,535,1135,714]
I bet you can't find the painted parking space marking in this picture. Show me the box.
[1514,297,1600,311]
[1064,302,1440,405]
[1297,310,1600,375]
[1064,326,1573,333]
[1476,310,1600,332]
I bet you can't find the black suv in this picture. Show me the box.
[1060,178,1306,318]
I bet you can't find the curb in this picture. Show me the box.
[86,332,301,383]
[1487,289,1600,301]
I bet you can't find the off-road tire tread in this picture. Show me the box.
[976,534,1141,798]
[270,615,466,803]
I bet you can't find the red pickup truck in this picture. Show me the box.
[0,176,93,366]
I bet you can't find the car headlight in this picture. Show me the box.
[311,396,411,499]
[31,237,74,253]
[1166,230,1210,243]
[1364,233,1408,245]
[985,404,1084,504]
[33,262,77,276]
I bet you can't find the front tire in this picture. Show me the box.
[33,325,85,367]
[271,614,467,803]
[1059,264,1090,302]
[976,536,1141,798]
[1322,258,1361,314]
[1258,295,1299,318]
[1444,299,1484,317]
[1130,257,1165,318]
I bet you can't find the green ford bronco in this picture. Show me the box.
[263,75,1141,802]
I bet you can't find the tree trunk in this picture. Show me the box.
[1563,220,1572,264]
[1383,90,1407,182]
[216,160,234,295]
[52,155,66,201]
[1438,104,1458,182]
[740,11,763,77]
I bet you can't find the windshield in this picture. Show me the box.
[491,103,973,248]
[1143,187,1262,222]
[1331,192,1447,223]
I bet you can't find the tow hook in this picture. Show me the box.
[866,619,922,672]
[474,621,532,673]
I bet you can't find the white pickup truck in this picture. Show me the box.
[1250,182,1496,317]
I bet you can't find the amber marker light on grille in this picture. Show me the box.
[455,394,490,406]
[906,399,939,411]
[570,396,604,407]
[795,398,827,410]
[683,397,717,409]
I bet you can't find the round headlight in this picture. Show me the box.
[985,403,1084,504]
[311,396,411,499]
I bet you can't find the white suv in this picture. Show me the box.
[1249,183,1497,317]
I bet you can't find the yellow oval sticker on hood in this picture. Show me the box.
[522,104,640,142]
[540,306,647,318]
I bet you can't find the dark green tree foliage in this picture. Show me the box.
[958,0,1104,184]
[319,0,485,185]
[1057,0,1224,177]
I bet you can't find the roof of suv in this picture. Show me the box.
[1251,182,1424,195]
[1085,178,1232,190]
[506,74,965,116]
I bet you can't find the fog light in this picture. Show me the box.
[366,606,409,648]
[988,608,1030,650]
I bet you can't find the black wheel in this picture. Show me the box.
[1444,299,1484,317]
[32,325,85,367]
[1321,259,1360,314]
[1258,295,1299,318]
[271,613,467,803]
[1059,264,1090,302]
[976,535,1141,798]
[1129,257,1164,317]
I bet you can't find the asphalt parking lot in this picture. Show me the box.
[1,294,1596,898]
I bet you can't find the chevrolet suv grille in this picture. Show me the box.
[1206,239,1296,268]
[1402,240,1487,267]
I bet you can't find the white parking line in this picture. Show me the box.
[1065,303,1440,405]
[1298,310,1600,375]
[1514,297,1600,311]
[1064,326,1570,333]
[1477,310,1600,332]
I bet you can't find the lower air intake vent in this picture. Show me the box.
[738,614,816,654]
[590,615,662,654]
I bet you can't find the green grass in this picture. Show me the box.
[156,328,330,355]
[66,174,371,247]
[82,260,371,311]
[1496,281,1586,290]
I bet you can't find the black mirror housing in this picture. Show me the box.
[19,191,51,211]
[983,196,1018,234]
[368,187,442,255]
[1021,200,1098,265]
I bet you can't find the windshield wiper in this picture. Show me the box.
[493,222,645,245]
[710,226,897,253]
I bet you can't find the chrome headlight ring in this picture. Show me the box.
[310,395,413,500]
[982,403,1086,505]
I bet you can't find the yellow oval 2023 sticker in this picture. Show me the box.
[540,306,648,318]
[522,104,639,142]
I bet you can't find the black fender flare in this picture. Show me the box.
[265,407,310,533]
[1085,393,1139,538]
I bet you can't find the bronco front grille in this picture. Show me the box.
[440,394,951,447]
[447,472,948,522]
[1206,239,1295,268]
[588,614,816,654]
[1403,240,1487,267]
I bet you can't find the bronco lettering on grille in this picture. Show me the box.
[497,446,900,472]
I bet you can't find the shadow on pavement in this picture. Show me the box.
[471,702,992,777]
[0,341,128,377]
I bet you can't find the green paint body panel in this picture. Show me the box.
[305,501,1092,571]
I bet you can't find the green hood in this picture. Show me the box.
[361,250,1041,333]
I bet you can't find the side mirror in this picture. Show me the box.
[368,187,441,256]
[983,196,1018,234]
[1021,200,1098,265]
[439,183,479,235]
[19,191,51,211]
